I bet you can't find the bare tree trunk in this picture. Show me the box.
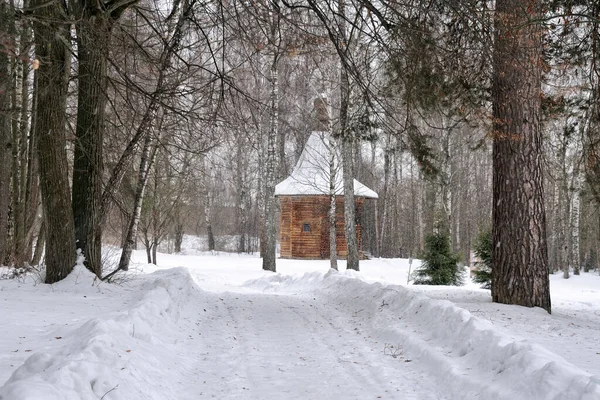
[262,1,279,272]
[173,222,183,253]
[98,0,191,234]
[235,139,247,253]
[0,1,12,266]
[328,135,338,270]
[571,166,583,275]
[378,148,390,256]
[13,29,32,267]
[23,72,39,263]
[116,133,155,273]
[70,0,137,278]
[31,0,76,283]
[549,182,560,273]
[203,156,215,251]
[491,0,550,313]
[262,47,278,272]
[31,218,45,266]
[71,14,111,278]
[343,137,359,270]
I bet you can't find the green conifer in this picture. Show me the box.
[414,233,463,286]
[472,229,492,289]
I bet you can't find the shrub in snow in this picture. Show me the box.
[414,233,463,286]
[472,229,492,289]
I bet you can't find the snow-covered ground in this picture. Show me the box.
[1,248,599,399]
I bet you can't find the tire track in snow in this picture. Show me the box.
[183,289,447,400]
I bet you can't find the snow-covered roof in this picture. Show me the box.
[274,132,378,199]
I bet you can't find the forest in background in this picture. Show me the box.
[1,0,600,312]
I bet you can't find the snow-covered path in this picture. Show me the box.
[2,250,600,399]
[186,289,443,400]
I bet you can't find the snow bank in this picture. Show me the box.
[244,270,600,400]
[0,267,196,400]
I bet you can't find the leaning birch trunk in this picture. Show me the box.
[328,136,338,270]
[571,166,583,275]
[114,132,155,275]
[99,0,191,231]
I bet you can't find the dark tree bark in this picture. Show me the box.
[71,13,111,278]
[491,0,551,313]
[71,0,135,277]
[31,0,76,283]
[12,21,33,267]
[0,1,11,266]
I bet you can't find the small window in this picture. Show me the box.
[303,223,310,232]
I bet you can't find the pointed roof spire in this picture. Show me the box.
[274,132,378,199]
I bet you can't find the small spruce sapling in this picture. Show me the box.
[472,229,492,289]
[414,233,463,286]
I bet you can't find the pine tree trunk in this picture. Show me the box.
[31,0,76,283]
[491,0,551,313]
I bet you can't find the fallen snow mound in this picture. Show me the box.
[244,270,600,400]
[0,267,196,400]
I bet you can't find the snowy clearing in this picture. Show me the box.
[1,249,600,399]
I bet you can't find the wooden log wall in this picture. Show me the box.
[279,195,364,259]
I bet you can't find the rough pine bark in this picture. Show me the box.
[491,0,551,313]
[31,0,76,283]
